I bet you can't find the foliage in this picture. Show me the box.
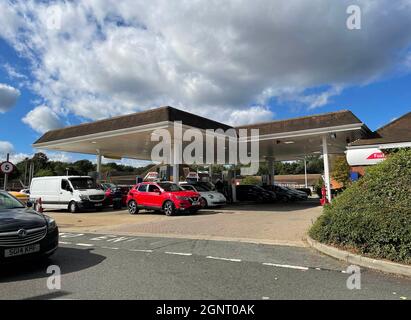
[309,149,411,264]
[332,155,351,187]
[257,155,323,175]
[240,176,260,185]
[8,152,153,186]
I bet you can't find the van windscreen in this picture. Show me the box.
[69,178,98,190]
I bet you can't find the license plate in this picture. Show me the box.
[94,203,102,206]
[4,244,40,258]
[192,201,199,206]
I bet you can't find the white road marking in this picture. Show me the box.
[165,251,193,256]
[75,243,94,247]
[262,297,270,300]
[262,262,309,271]
[60,233,84,238]
[206,256,242,262]
[59,241,72,245]
[89,235,118,241]
[101,246,119,250]
[129,249,153,253]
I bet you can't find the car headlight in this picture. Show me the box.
[176,196,189,201]
[79,195,89,201]
[45,216,57,232]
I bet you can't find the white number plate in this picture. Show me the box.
[4,244,40,258]
[94,203,102,206]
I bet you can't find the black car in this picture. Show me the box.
[100,183,124,209]
[262,185,307,202]
[0,191,59,264]
[236,185,277,202]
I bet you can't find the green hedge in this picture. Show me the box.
[309,149,411,264]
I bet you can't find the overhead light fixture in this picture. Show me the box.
[91,141,97,144]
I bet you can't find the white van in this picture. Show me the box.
[30,176,106,213]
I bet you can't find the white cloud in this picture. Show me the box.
[227,106,275,126]
[22,105,62,134]
[1,0,411,123]
[3,63,27,80]
[0,83,20,112]
[0,140,76,164]
[0,141,14,156]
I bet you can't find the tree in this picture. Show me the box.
[332,155,351,187]
[73,160,95,175]
[32,152,49,170]
[35,169,55,177]
[240,176,260,185]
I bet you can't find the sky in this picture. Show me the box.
[0,0,410,166]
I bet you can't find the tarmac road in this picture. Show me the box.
[0,232,410,300]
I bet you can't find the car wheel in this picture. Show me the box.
[199,197,207,208]
[68,201,77,213]
[128,200,139,215]
[163,201,175,216]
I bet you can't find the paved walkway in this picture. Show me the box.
[47,200,322,247]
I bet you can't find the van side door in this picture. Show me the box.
[59,179,73,207]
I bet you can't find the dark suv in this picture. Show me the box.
[236,185,277,202]
[127,182,201,216]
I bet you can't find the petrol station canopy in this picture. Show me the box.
[33,106,371,162]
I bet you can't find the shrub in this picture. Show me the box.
[309,149,411,264]
[240,176,260,185]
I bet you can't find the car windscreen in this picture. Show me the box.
[102,183,116,190]
[192,184,209,192]
[157,183,183,192]
[69,178,98,190]
[0,192,25,209]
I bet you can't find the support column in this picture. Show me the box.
[322,136,332,202]
[173,163,180,184]
[231,167,237,202]
[172,144,181,184]
[96,150,102,182]
[267,157,275,185]
[304,156,308,188]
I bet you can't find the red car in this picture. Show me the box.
[127,182,201,216]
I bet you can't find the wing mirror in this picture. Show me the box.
[26,201,33,208]
[153,188,161,194]
[66,185,73,193]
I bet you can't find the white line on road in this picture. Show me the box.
[75,243,94,247]
[165,251,193,256]
[206,256,242,262]
[59,241,72,245]
[262,262,309,271]
[129,249,153,253]
[101,246,119,250]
